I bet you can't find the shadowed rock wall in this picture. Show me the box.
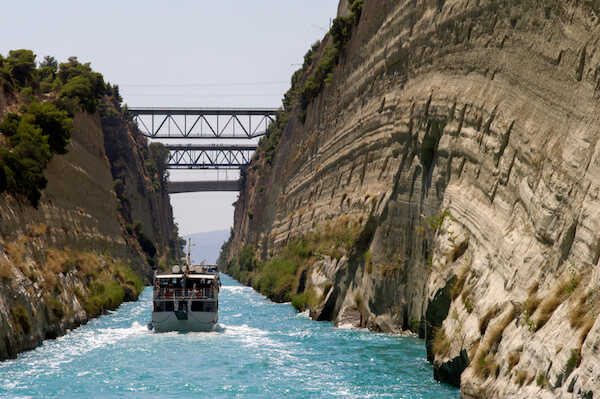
[0,94,180,360]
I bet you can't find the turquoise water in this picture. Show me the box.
[0,275,459,398]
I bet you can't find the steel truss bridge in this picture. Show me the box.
[129,107,277,139]
[165,144,256,169]
[129,107,277,193]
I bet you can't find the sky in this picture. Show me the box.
[1,0,340,235]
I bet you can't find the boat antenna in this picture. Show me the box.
[187,238,191,267]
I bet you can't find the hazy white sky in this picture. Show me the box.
[1,0,339,235]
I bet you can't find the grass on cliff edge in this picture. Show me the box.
[46,249,144,317]
[252,257,301,302]
[227,216,363,305]
[83,259,144,317]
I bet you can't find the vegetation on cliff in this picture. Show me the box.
[299,0,363,117]
[0,50,121,207]
[222,215,363,309]
[245,0,364,182]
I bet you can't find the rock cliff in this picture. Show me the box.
[0,90,180,360]
[225,0,600,397]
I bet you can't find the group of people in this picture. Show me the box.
[154,279,216,299]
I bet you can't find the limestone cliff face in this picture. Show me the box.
[228,0,600,397]
[101,110,179,263]
[0,94,179,360]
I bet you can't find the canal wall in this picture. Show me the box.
[224,0,600,397]
[0,90,181,360]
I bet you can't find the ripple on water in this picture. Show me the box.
[0,275,459,398]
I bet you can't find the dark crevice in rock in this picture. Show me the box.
[433,349,469,387]
[424,276,455,358]
[576,45,586,82]
[560,222,577,261]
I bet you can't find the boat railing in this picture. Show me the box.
[154,288,216,299]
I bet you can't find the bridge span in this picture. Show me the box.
[129,107,277,139]
[165,143,256,169]
[168,180,238,193]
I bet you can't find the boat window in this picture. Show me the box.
[190,301,203,312]
[154,301,175,312]
[203,301,215,313]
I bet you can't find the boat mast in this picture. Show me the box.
[187,237,192,267]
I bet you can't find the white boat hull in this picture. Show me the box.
[151,310,217,332]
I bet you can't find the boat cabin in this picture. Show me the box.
[154,273,217,299]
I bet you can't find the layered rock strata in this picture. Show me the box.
[227,0,600,397]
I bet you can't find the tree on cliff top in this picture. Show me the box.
[5,50,36,87]
[0,101,72,206]
[27,102,72,154]
[57,57,105,114]
[0,50,115,207]
[1,118,52,206]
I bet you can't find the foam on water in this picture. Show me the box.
[0,274,459,398]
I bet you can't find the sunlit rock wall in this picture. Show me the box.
[229,0,600,396]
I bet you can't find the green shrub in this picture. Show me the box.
[251,257,300,301]
[113,178,124,197]
[285,237,314,259]
[84,280,125,316]
[60,75,96,113]
[58,57,105,97]
[536,373,546,387]
[349,0,364,24]
[0,113,20,136]
[292,289,317,311]
[300,44,339,111]
[331,16,355,51]
[567,348,581,368]
[27,101,72,154]
[114,262,145,296]
[0,99,73,206]
[0,56,15,92]
[49,297,64,318]
[145,160,157,176]
[5,49,36,86]
[148,142,169,184]
[12,305,32,334]
[38,56,58,82]
[1,119,52,206]
[238,245,256,272]
[105,82,123,106]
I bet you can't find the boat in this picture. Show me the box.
[149,264,219,332]
[148,239,220,332]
